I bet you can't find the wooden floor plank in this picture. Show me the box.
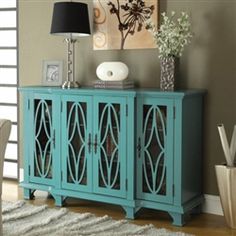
[2,180,236,236]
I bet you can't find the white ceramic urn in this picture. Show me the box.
[96,62,129,81]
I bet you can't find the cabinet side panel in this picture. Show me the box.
[181,95,204,204]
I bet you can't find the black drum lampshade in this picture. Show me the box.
[50,2,91,38]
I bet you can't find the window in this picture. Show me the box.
[0,0,18,179]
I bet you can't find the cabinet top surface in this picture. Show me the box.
[19,86,206,98]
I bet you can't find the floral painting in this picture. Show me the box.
[93,0,159,50]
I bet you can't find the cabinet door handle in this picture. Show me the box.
[88,133,92,154]
[137,137,141,158]
[52,129,55,149]
[94,134,98,154]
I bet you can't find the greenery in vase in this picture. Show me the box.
[146,11,192,59]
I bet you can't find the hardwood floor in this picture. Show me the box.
[2,180,236,236]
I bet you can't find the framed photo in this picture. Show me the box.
[42,60,63,86]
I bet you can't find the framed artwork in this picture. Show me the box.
[93,0,159,50]
[42,60,63,86]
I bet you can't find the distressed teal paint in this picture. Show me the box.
[19,87,205,226]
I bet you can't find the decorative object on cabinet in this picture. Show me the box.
[19,86,204,226]
[50,2,91,89]
[216,124,236,229]
[159,57,179,91]
[93,79,134,89]
[146,12,192,91]
[96,62,129,81]
[42,60,63,86]
[93,0,158,50]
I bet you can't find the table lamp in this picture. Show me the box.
[50,2,91,89]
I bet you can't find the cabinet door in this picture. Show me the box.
[61,96,93,192]
[29,94,56,185]
[93,97,127,198]
[137,97,174,204]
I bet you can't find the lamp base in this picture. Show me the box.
[62,80,80,89]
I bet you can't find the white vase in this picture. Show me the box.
[96,62,129,81]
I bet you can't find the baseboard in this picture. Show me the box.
[18,168,223,216]
[202,194,223,216]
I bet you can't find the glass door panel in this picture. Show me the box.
[137,98,174,204]
[98,103,120,190]
[142,104,166,195]
[30,97,54,184]
[61,96,92,192]
[93,97,126,198]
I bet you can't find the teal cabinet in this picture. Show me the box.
[19,87,204,226]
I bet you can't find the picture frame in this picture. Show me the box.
[42,60,63,86]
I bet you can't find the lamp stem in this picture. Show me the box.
[62,38,79,89]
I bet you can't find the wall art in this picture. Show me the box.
[93,0,158,50]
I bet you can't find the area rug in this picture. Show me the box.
[2,201,192,236]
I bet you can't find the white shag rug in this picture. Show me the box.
[2,201,193,236]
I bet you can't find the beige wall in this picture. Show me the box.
[19,0,236,195]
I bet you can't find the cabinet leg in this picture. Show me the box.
[191,204,202,215]
[53,195,65,207]
[168,212,185,226]
[23,188,35,200]
[123,206,136,219]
